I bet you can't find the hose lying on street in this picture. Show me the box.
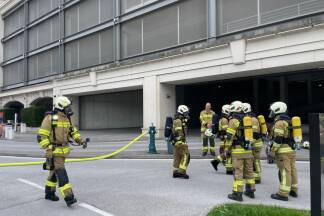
[0,131,148,168]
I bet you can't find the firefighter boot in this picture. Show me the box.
[226,170,234,175]
[244,185,255,199]
[271,193,288,201]
[210,159,220,171]
[289,190,298,198]
[64,195,77,207]
[179,173,190,179]
[45,186,59,201]
[173,172,181,178]
[228,192,243,202]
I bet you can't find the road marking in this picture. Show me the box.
[79,203,115,216]
[17,178,45,190]
[16,178,115,216]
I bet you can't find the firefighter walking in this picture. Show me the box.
[200,103,216,156]
[37,96,87,207]
[210,104,233,174]
[269,101,300,201]
[226,101,255,202]
[172,105,191,179]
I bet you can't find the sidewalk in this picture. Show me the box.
[0,129,310,160]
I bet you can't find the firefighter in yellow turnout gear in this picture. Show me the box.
[226,101,255,202]
[172,105,190,179]
[242,103,263,184]
[200,103,216,156]
[210,104,233,174]
[269,101,299,201]
[37,96,86,207]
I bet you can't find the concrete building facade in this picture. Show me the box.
[1,0,324,132]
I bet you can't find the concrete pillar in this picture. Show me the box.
[69,96,80,128]
[143,76,176,137]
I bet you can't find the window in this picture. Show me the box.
[121,18,142,58]
[143,6,178,53]
[217,0,258,34]
[179,0,207,44]
[4,6,24,36]
[3,34,24,61]
[3,61,24,86]
[28,15,60,51]
[28,48,60,80]
[29,0,60,23]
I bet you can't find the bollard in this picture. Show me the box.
[148,125,157,154]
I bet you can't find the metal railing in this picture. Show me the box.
[221,0,324,34]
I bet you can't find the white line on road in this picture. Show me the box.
[17,178,45,190]
[79,203,115,216]
[16,178,115,216]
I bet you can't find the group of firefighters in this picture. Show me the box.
[36,96,301,207]
[171,100,301,202]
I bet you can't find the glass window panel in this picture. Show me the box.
[52,15,60,41]
[38,51,52,78]
[121,18,142,58]
[28,27,38,51]
[3,61,24,86]
[79,0,99,32]
[143,6,178,53]
[121,0,142,14]
[100,28,114,63]
[79,33,100,68]
[179,0,207,44]
[29,0,38,22]
[65,6,78,36]
[39,0,52,18]
[100,0,114,22]
[52,48,60,74]
[217,0,258,34]
[38,19,52,48]
[4,34,24,60]
[65,40,79,71]
[51,0,61,9]
[4,6,25,36]
[28,55,38,80]
[260,0,299,24]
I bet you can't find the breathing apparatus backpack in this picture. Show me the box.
[231,113,253,150]
[257,115,268,137]
[164,116,174,143]
[276,115,302,150]
[243,115,253,150]
[291,116,302,147]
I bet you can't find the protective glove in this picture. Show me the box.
[45,145,53,158]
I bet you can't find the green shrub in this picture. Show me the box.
[0,108,16,123]
[21,106,48,127]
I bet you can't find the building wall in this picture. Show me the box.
[79,90,143,129]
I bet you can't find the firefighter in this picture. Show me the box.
[226,101,255,202]
[269,101,299,201]
[200,103,216,156]
[37,96,86,207]
[172,105,190,179]
[210,104,233,174]
[242,103,263,184]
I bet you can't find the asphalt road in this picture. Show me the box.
[0,157,310,216]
